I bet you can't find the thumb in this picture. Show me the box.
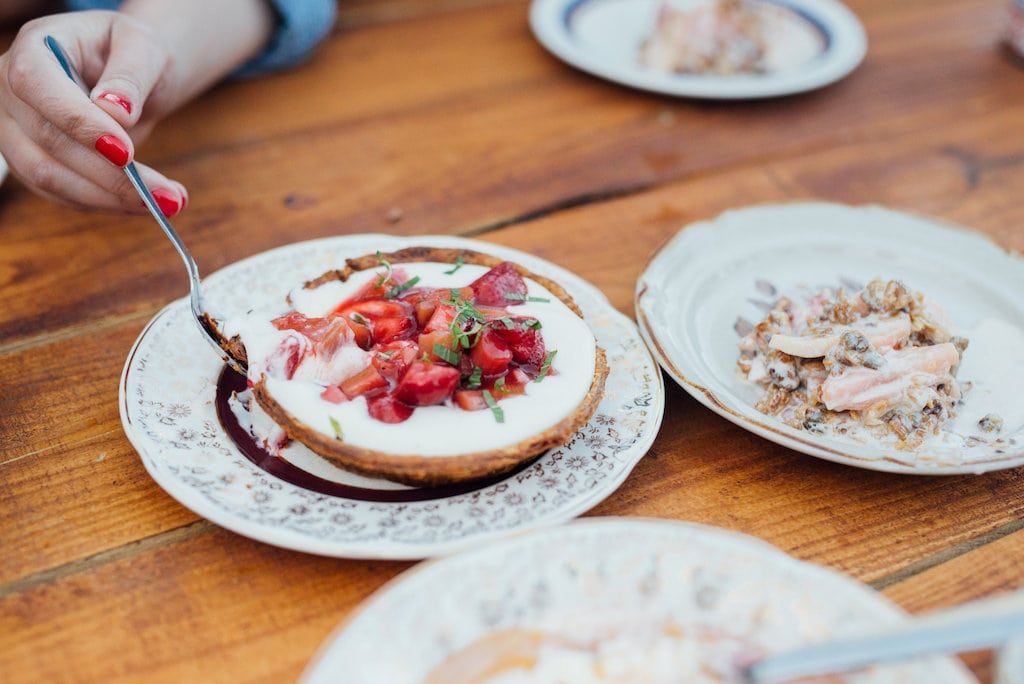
[89,16,169,129]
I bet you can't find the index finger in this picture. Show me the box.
[6,20,135,167]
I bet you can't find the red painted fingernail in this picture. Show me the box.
[95,134,129,166]
[97,91,132,115]
[150,188,182,217]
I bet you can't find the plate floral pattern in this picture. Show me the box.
[303,518,976,683]
[120,235,664,559]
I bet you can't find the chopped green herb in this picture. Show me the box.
[420,352,431,363]
[535,350,557,382]
[375,251,393,286]
[433,343,460,365]
[521,318,542,331]
[385,275,420,299]
[494,377,510,394]
[350,312,370,326]
[376,350,395,360]
[497,316,515,329]
[504,293,551,303]
[328,416,345,441]
[444,256,465,275]
[482,390,504,423]
[465,366,482,389]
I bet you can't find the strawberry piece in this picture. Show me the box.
[470,328,512,376]
[454,390,488,411]
[424,304,458,333]
[273,312,370,350]
[418,330,459,364]
[339,299,412,320]
[470,262,528,307]
[394,361,460,406]
[372,341,419,382]
[373,316,416,344]
[340,365,388,399]
[367,394,414,423]
[320,385,348,404]
[407,287,474,326]
[492,319,546,368]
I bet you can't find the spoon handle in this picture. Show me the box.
[746,591,1024,683]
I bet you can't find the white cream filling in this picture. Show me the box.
[228,262,597,458]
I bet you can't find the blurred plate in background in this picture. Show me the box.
[530,0,867,99]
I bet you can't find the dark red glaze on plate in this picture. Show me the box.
[215,367,533,502]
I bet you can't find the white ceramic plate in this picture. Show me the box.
[303,518,975,683]
[635,202,1024,475]
[999,638,1024,684]
[529,0,867,99]
[120,235,664,559]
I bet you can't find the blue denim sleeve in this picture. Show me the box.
[64,0,336,77]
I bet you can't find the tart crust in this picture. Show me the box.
[215,247,609,486]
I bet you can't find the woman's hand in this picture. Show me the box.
[0,11,189,215]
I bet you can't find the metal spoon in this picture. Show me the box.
[744,590,1024,682]
[43,35,243,374]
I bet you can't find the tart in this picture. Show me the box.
[212,248,608,486]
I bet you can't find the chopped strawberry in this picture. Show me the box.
[507,367,532,386]
[492,319,546,368]
[491,371,528,396]
[339,299,412,320]
[454,390,488,411]
[418,330,459,363]
[470,328,512,376]
[367,394,414,423]
[320,385,348,404]
[406,287,474,326]
[394,361,460,406]
[424,304,458,333]
[340,365,388,399]
[373,316,416,344]
[470,262,528,307]
[372,341,419,382]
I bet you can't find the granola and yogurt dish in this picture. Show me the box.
[638,0,825,76]
[737,278,976,450]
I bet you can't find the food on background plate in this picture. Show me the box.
[737,278,970,449]
[426,624,768,684]
[209,248,608,486]
[638,0,825,76]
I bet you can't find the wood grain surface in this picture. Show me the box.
[2,0,1023,681]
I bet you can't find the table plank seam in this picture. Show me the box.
[4,506,1021,603]
[0,427,121,467]
[0,519,213,599]
[870,517,1024,591]
[0,308,154,358]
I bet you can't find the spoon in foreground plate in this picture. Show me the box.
[43,35,244,374]
[743,590,1024,683]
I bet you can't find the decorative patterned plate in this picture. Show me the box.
[303,518,976,683]
[635,203,1024,475]
[120,235,664,559]
[529,0,867,100]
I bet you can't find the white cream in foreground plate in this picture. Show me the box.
[636,203,1024,475]
[529,0,867,99]
[120,235,664,559]
[303,518,975,683]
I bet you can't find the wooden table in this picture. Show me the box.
[2,0,1023,680]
